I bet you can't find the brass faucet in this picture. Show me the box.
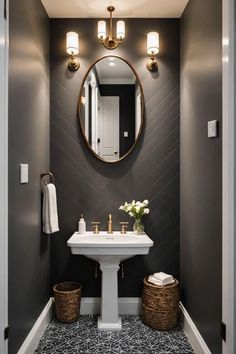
[91,221,100,234]
[107,214,113,234]
[120,222,129,234]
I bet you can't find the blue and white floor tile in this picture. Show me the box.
[35,315,194,354]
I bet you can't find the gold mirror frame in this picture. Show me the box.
[78,55,145,163]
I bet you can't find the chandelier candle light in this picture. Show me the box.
[98,6,125,50]
[119,200,150,234]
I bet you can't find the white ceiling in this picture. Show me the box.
[41,0,189,18]
[95,57,135,84]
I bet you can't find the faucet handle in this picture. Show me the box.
[91,221,100,234]
[120,221,129,234]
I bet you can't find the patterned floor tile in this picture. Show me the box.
[35,315,194,354]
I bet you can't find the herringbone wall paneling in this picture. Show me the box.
[50,19,180,296]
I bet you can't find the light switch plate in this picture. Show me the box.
[20,164,29,184]
[208,120,218,138]
[124,131,128,137]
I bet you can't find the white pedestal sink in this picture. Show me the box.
[67,231,153,330]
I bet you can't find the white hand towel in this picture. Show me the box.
[43,183,59,234]
[153,272,173,283]
[148,275,175,286]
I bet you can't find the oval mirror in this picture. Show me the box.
[78,56,144,163]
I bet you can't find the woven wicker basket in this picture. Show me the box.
[142,277,179,331]
[53,282,82,323]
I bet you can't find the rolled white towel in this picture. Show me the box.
[153,272,173,283]
[148,275,175,286]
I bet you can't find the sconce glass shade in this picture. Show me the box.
[116,20,125,39]
[98,20,106,40]
[147,32,159,55]
[66,32,79,55]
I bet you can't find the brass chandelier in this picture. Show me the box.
[97,6,125,50]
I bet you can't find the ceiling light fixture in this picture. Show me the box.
[98,6,125,50]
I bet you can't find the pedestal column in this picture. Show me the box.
[98,260,121,330]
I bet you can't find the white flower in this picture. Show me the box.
[119,199,150,219]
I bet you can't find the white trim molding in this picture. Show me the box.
[179,302,211,354]
[222,0,235,353]
[17,299,53,354]
[80,297,141,315]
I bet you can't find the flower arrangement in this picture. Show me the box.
[119,200,150,234]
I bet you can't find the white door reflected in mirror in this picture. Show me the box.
[99,96,119,162]
[79,56,144,163]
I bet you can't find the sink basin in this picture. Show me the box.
[67,231,153,330]
[67,231,153,261]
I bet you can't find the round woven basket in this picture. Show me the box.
[142,277,179,331]
[53,282,82,323]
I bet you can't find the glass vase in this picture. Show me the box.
[133,219,144,234]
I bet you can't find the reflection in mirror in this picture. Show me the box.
[79,56,143,163]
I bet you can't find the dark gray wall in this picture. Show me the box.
[50,18,180,297]
[180,1,222,353]
[8,0,50,353]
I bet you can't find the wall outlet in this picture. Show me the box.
[208,120,218,138]
[20,164,29,184]
[124,132,128,138]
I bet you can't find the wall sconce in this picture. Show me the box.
[66,32,80,71]
[146,32,159,72]
[98,6,125,50]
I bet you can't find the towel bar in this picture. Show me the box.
[41,171,55,185]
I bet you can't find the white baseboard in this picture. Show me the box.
[17,298,53,354]
[179,302,211,354]
[80,297,141,315]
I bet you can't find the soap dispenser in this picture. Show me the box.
[78,214,86,234]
